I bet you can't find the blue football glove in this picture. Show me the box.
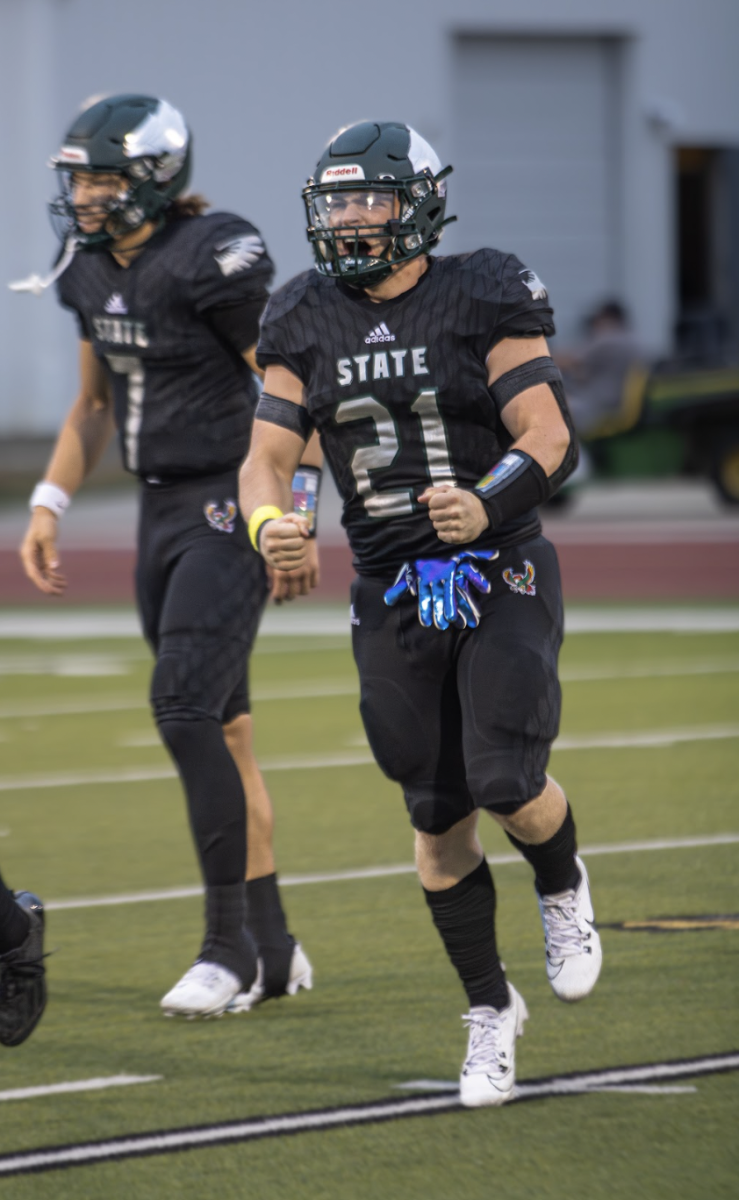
[453,550,499,628]
[384,549,498,631]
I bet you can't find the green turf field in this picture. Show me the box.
[0,610,737,1197]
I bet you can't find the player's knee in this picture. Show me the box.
[150,650,217,725]
[468,758,547,816]
[156,714,211,759]
[405,784,474,837]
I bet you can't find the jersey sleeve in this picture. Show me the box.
[188,213,275,329]
[256,273,314,384]
[488,252,556,350]
[55,262,91,340]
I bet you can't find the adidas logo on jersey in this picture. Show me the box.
[104,292,128,315]
[365,322,395,344]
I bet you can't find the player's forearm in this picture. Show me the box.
[43,394,115,496]
[239,454,294,520]
[299,429,323,470]
[509,420,571,477]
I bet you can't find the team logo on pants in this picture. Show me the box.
[204,500,238,533]
[503,560,536,596]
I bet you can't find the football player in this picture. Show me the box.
[19,94,317,1018]
[240,122,602,1105]
[0,875,46,1047]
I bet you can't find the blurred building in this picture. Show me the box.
[1,0,738,435]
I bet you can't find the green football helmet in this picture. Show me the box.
[49,94,191,247]
[303,121,455,288]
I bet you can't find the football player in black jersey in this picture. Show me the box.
[240,121,602,1105]
[19,94,318,1019]
[0,876,46,1047]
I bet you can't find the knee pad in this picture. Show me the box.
[467,744,549,815]
[151,634,231,725]
[404,783,475,836]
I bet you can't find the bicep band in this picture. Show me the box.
[489,356,563,413]
[483,357,579,509]
[255,392,313,441]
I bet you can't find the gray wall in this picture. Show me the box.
[1,0,738,434]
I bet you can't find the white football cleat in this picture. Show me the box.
[160,960,244,1018]
[459,984,528,1108]
[228,942,312,1013]
[537,856,603,1002]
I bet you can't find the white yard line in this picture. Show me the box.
[1,658,738,722]
[555,724,739,750]
[0,1075,162,1103]
[1,724,737,793]
[0,1055,735,1176]
[43,832,739,912]
[0,606,738,639]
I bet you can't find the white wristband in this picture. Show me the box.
[29,481,71,517]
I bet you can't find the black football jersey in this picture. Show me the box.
[57,212,274,477]
[257,249,555,574]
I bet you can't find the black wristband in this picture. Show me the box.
[473,450,551,529]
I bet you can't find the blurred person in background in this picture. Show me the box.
[0,878,46,1047]
[240,121,601,1107]
[18,94,319,1019]
[556,299,646,438]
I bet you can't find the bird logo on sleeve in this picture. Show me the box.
[214,235,265,276]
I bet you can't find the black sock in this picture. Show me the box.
[506,804,581,895]
[423,859,509,1010]
[245,875,294,995]
[199,882,258,987]
[0,875,30,955]
[244,874,290,949]
[157,717,247,886]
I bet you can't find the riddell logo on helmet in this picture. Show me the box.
[58,146,90,164]
[321,164,365,182]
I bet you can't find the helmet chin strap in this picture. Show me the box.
[8,236,80,296]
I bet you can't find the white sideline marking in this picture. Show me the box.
[395,1079,697,1096]
[0,606,738,640]
[1,724,737,793]
[596,1085,697,1095]
[0,1075,162,1103]
[43,832,739,912]
[2,658,738,722]
[0,1055,735,1176]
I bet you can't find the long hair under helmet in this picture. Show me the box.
[49,93,191,248]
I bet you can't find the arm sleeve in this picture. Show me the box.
[486,252,555,354]
[55,267,91,339]
[257,297,310,385]
[190,215,274,321]
[206,298,266,354]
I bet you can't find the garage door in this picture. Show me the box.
[450,35,624,344]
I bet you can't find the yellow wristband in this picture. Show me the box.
[248,505,285,552]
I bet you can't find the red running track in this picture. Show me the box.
[2,540,738,605]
